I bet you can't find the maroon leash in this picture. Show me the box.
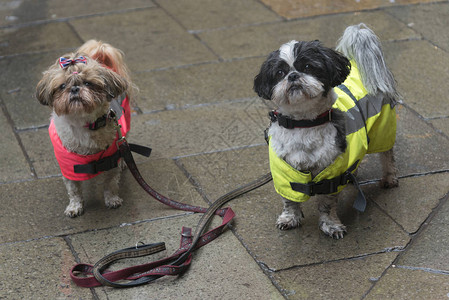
[70,136,272,288]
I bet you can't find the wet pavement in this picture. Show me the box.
[1,0,449,299]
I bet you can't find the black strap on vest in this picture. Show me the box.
[269,110,332,129]
[74,144,152,174]
[289,161,367,212]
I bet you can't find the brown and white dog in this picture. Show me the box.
[36,40,133,217]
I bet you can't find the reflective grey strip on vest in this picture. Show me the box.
[336,85,390,135]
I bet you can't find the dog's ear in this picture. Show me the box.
[323,48,351,87]
[35,71,55,106]
[253,50,280,100]
[100,67,129,100]
[253,72,272,100]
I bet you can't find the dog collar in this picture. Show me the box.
[84,93,127,130]
[269,110,333,129]
[84,114,108,130]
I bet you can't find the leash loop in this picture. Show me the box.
[70,135,272,288]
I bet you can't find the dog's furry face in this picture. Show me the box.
[254,40,351,118]
[36,55,128,117]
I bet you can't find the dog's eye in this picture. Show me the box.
[59,83,66,90]
[84,82,91,86]
[276,70,286,78]
[304,64,310,72]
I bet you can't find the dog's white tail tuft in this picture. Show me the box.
[336,23,399,102]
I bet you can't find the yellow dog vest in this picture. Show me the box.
[268,61,396,209]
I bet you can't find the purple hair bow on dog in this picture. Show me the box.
[59,56,87,69]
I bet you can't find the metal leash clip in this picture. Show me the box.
[108,108,127,148]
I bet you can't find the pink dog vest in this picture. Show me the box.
[49,96,131,181]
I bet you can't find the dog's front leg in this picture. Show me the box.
[318,195,346,239]
[103,166,123,209]
[276,197,304,230]
[63,177,84,217]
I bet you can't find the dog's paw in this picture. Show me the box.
[276,212,302,230]
[380,175,399,189]
[65,203,84,218]
[319,220,347,239]
[105,193,123,209]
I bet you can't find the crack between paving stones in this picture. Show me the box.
[0,97,37,179]
[174,159,289,298]
[0,6,157,30]
[0,47,78,60]
[399,101,449,141]
[0,212,193,247]
[226,223,290,299]
[382,4,449,56]
[63,236,101,299]
[362,191,449,298]
[172,143,266,160]
[394,265,449,275]
[359,169,449,186]
[173,158,214,206]
[140,97,261,115]
[266,247,404,274]
[152,0,224,62]
[368,173,449,236]
[134,55,267,74]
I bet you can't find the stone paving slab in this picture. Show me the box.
[272,252,398,300]
[431,118,449,138]
[0,111,31,182]
[18,127,60,179]
[178,146,409,271]
[0,50,73,130]
[69,214,283,299]
[363,172,449,234]
[259,0,439,19]
[134,57,265,113]
[0,158,204,243]
[386,1,449,52]
[396,195,449,272]
[365,267,449,299]
[383,40,449,119]
[130,99,269,159]
[0,0,155,27]
[197,10,419,60]
[0,237,91,299]
[0,21,81,57]
[158,0,281,32]
[69,8,218,72]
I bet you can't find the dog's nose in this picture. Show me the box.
[71,86,80,94]
[288,72,300,82]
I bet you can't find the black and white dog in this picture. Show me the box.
[254,24,399,238]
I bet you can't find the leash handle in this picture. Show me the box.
[71,208,235,288]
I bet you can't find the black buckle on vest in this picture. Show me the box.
[73,144,152,175]
[74,151,121,174]
[290,175,347,196]
[289,161,367,212]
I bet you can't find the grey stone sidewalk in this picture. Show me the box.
[1,0,449,299]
